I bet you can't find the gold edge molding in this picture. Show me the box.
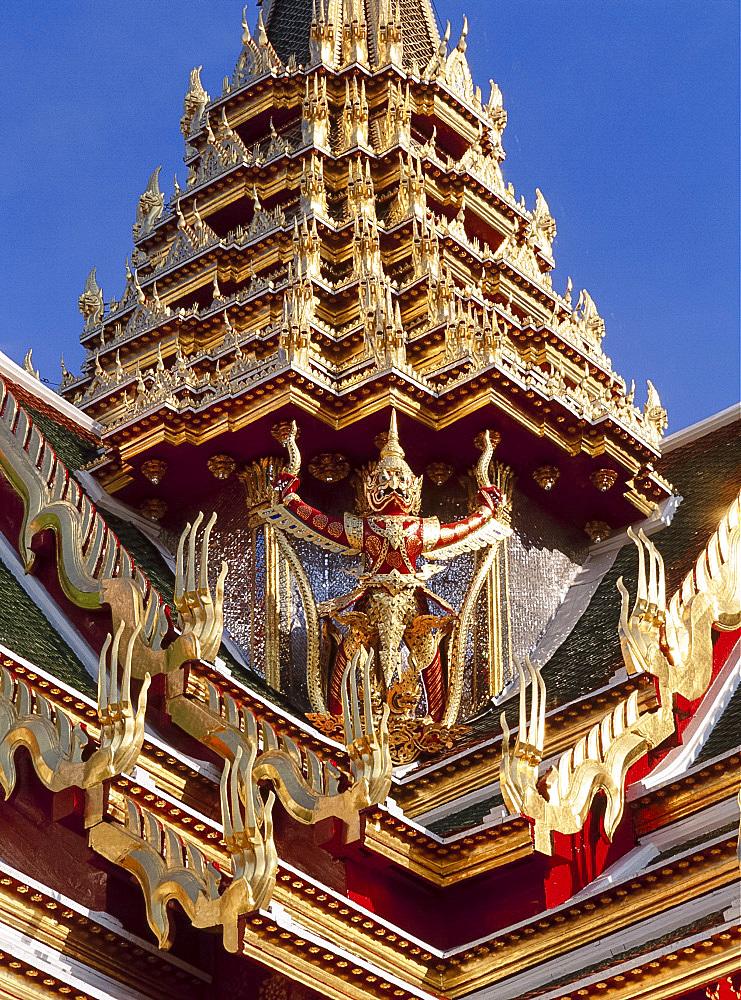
[441,840,738,997]
[240,921,425,1000]
[362,818,532,886]
[394,679,656,819]
[99,378,663,492]
[0,881,199,1000]
[272,883,436,991]
[632,758,741,835]
[551,927,740,1000]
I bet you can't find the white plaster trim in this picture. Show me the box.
[568,844,659,902]
[0,920,156,1000]
[633,636,741,792]
[470,895,740,1000]
[0,350,103,435]
[0,530,100,679]
[267,905,441,1000]
[528,547,619,668]
[662,402,740,452]
[0,857,209,983]
[640,793,741,856]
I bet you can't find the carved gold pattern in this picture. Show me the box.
[140,458,167,484]
[584,519,611,542]
[590,468,619,492]
[139,497,168,520]
[207,453,236,480]
[309,710,470,767]
[308,452,350,483]
[426,462,453,486]
[533,465,560,491]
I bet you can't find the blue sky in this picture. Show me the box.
[1,0,738,432]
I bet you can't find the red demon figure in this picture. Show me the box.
[264,412,509,721]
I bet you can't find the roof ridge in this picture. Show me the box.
[0,350,102,437]
[662,401,740,452]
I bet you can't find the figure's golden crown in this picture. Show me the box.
[363,411,422,515]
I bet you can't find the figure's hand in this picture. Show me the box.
[477,484,502,512]
[272,471,299,501]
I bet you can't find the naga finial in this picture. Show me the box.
[283,420,301,476]
[475,430,494,489]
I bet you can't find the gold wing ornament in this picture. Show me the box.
[501,490,741,855]
[423,515,511,561]
[258,504,359,554]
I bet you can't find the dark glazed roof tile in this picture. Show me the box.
[266,0,314,65]
[0,560,94,696]
[695,681,741,764]
[263,0,438,69]
[541,418,741,709]
[2,376,100,473]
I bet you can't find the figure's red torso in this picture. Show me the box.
[362,517,423,575]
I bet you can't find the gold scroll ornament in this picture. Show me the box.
[0,624,149,805]
[0,380,392,948]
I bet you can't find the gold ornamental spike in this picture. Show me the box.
[381,408,404,460]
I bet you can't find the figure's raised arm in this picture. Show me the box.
[261,422,359,554]
[423,432,509,560]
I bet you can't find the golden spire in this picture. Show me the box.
[380,409,404,461]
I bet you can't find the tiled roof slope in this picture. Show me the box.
[695,682,741,764]
[0,354,101,473]
[266,0,314,65]
[264,0,439,69]
[0,560,94,696]
[657,418,741,595]
[541,415,741,708]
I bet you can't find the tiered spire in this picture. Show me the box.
[64,0,670,527]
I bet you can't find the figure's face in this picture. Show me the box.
[368,463,416,514]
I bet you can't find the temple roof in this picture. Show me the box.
[0,0,738,988]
